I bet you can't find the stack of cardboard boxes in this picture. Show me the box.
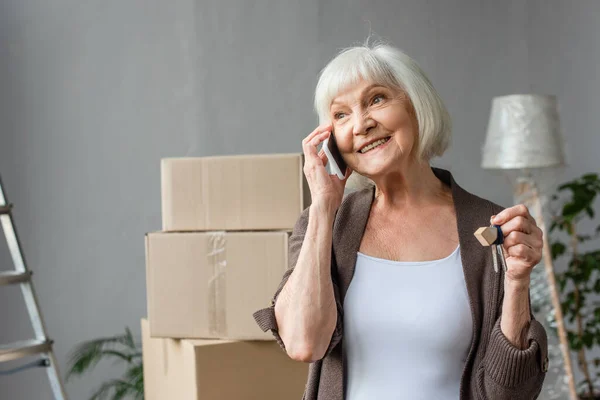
[143,154,311,399]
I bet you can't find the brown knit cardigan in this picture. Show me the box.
[254,167,548,399]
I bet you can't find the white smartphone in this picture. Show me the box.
[322,130,348,180]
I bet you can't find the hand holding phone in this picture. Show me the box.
[322,130,348,180]
[302,126,349,212]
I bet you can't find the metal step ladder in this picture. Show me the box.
[0,176,67,399]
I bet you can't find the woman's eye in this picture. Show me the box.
[371,94,385,104]
[334,112,346,120]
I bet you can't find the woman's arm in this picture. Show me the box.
[254,125,350,363]
[477,204,548,399]
[501,279,532,349]
[274,200,339,362]
[494,205,542,350]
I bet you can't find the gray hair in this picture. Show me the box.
[314,41,451,190]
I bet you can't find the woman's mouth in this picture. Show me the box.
[358,136,392,154]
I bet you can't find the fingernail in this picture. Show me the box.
[491,215,497,224]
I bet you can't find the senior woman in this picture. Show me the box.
[253,43,548,399]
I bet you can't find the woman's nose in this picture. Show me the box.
[352,111,376,135]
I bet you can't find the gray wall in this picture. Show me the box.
[0,1,598,399]
[529,1,600,179]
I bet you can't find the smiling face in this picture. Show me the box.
[329,80,419,179]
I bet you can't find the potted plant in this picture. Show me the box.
[66,327,143,399]
[550,173,600,399]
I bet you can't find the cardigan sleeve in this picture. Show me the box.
[478,297,549,398]
[252,206,344,359]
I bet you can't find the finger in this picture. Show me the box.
[318,149,328,167]
[304,131,331,163]
[498,215,535,236]
[302,124,333,146]
[303,130,330,152]
[492,204,534,225]
[303,131,330,160]
[310,130,331,147]
[504,258,535,276]
[505,244,540,264]
[302,125,329,145]
[502,231,542,251]
[343,166,353,180]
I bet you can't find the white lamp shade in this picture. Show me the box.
[482,94,566,169]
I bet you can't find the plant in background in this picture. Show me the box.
[66,327,143,400]
[550,173,600,400]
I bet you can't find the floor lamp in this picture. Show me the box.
[482,94,576,400]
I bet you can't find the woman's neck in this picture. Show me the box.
[372,161,452,211]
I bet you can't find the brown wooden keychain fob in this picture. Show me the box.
[474,221,507,273]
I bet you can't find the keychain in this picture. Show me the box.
[474,218,507,273]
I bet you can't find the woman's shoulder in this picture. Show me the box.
[338,187,373,215]
[445,169,506,216]
[459,189,505,215]
[458,188,506,218]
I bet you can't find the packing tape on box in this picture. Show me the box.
[208,232,228,336]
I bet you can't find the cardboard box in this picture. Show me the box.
[161,154,310,231]
[146,231,288,340]
[141,319,308,400]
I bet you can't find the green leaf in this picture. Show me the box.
[581,254,600,283]
[568,330,583,351]
[563,200,586,218]
[564,298,578,323]
[558,182,578,192]
[66,326,144,399]
[551,242,567,259]
[577,293,587,313]
[103,350,141,364]
[583,331,595,348]
[582,173,599,182]
[124,327,135,349]
[582,259,595,281]
[66,327,140,381]
[557,274,568,292]
[586,206,595,219]
[89,379,138,400]
[124,363,143,383]
[594,279,600,293]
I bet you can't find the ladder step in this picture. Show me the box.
[0,339,53,363]
[0,204,12,214]
[0,271,32,286]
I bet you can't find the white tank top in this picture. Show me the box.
[343,245,473,400]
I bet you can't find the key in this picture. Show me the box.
[491,243,499,273]
[474,223,507,273]
[497,244,508,272]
